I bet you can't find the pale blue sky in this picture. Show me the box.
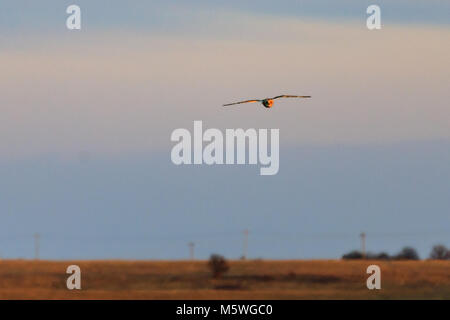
[0,1,449,259]
[1,0,449,32]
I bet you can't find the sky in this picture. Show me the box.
[0,1,449,260]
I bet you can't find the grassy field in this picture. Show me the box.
[0,259,449,299]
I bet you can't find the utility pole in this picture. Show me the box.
[243,229,249,260]
[34,233,40,260]
[360,232,366,259]
[188,242,195,260]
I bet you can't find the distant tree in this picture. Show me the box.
[394,247,420,260]
[342,250,363,260]
[365,252,377,259]
[375,252,391,260]
[429,245,450,260]
[208,254,230,279]
[366,252,391,260]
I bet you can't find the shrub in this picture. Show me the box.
[342,250,364,260]
[366,252,391,260]
[374,252,391,260]
[394,247,420,260]
[208,254,230,279]
[429,245,450,260]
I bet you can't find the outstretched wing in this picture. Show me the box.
[271,95,311,100]
[223,99,260,106]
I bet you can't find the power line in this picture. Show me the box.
[360,232,366,258]
[188,242,195,260]
[243,229,249,260]
[34,233,40,260]
[0,229,448,260]
[0,229,448,242]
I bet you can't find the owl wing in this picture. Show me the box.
[271,95,311,100]
[223,99,261,106]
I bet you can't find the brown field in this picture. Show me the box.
[0,259,449,299]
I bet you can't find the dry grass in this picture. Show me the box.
[0,259,449,299]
